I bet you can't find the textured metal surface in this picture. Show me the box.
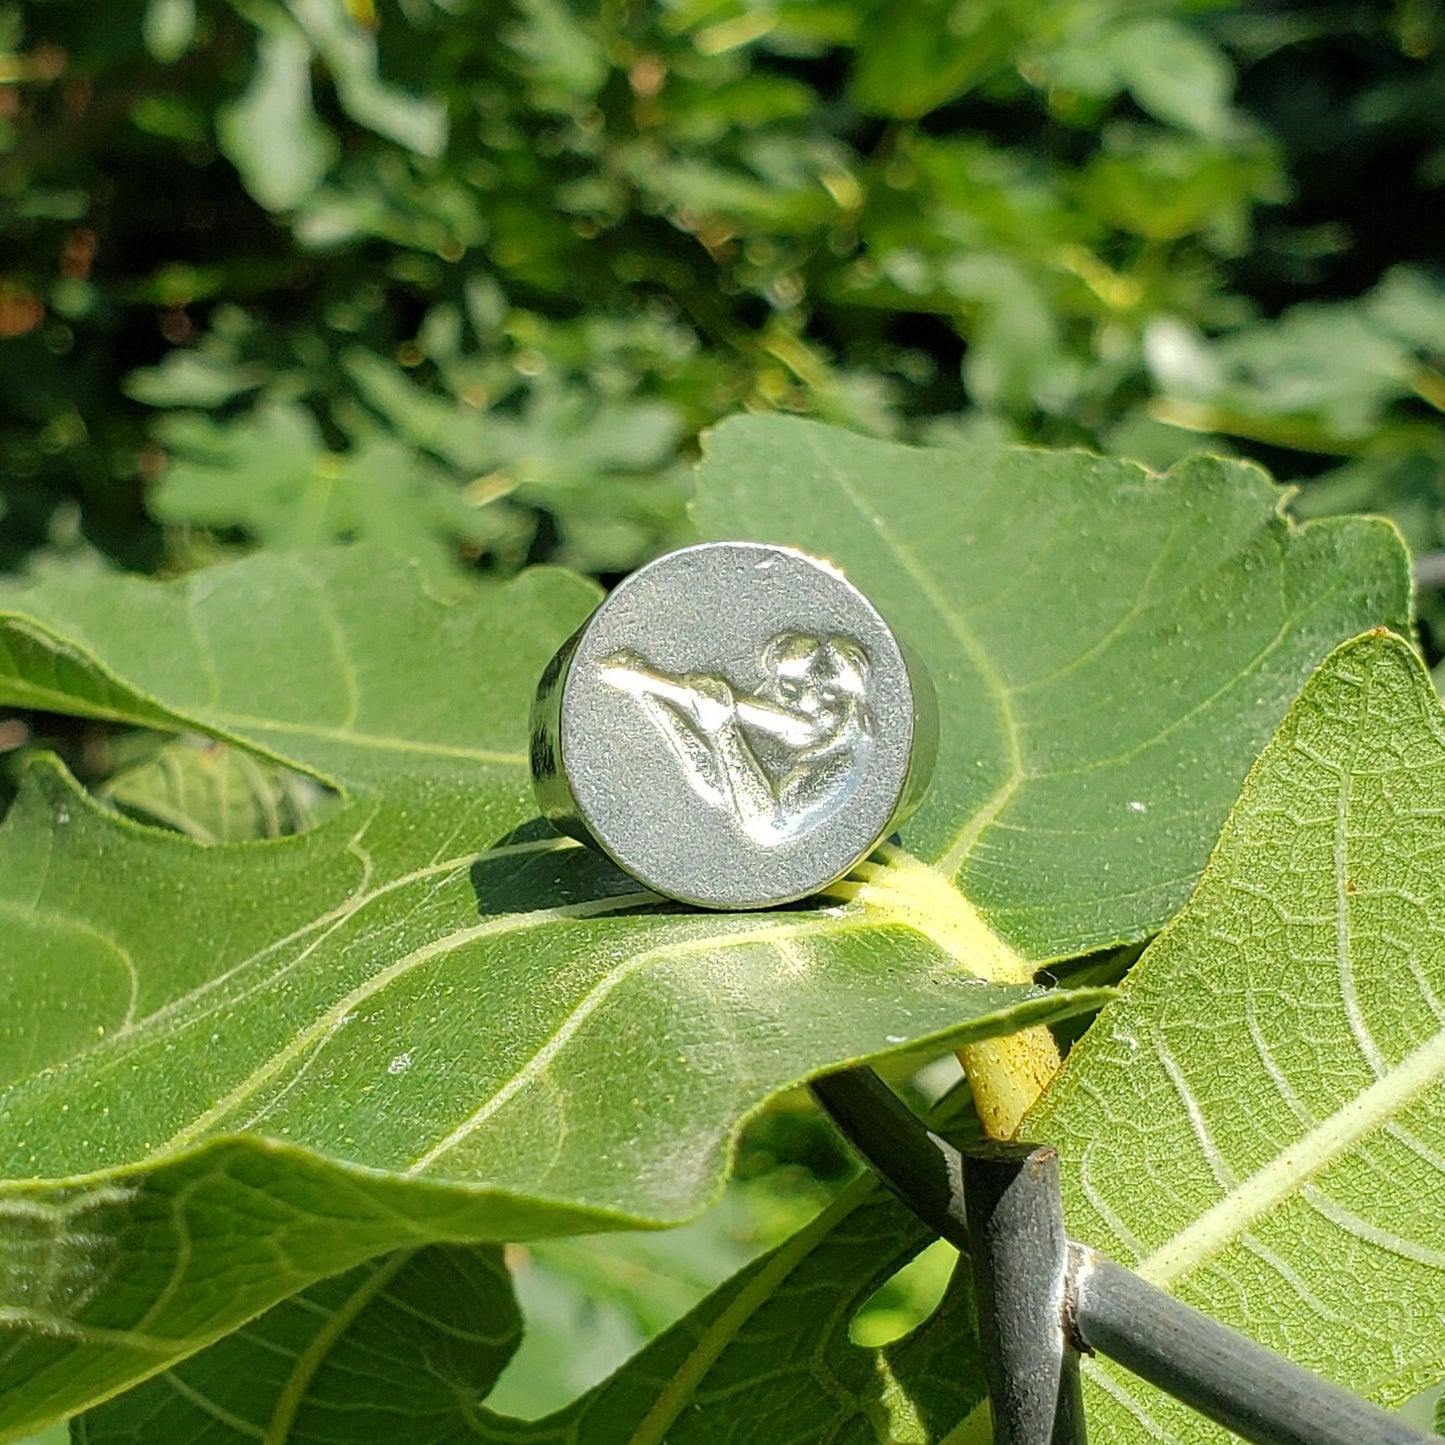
[532,541,935,908]
[965,1144,1087,1445]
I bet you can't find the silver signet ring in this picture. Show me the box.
[530,541,936,909]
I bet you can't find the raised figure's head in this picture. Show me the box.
[760,632,870,745]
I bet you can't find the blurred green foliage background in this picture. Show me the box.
[1,0,1443,1424]
[1,0,1441,590]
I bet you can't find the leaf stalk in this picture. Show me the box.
[840,845,1062,1138]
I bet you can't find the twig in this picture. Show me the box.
[811,1066,1435,1445]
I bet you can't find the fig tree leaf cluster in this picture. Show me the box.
[1,418,1433,1443]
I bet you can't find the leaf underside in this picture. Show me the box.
[80,1167,981,1445]
[1032,632,1445,1438]
[0,419,1410,1435]
[75,1242,522,1445]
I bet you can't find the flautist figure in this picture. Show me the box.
[599,633,872,846]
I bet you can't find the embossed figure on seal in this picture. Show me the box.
[599,633,872,846]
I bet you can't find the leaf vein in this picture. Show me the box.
[156,890,657,1156]
[1139,1023,1445,1286]
[799,428,1025,877]
[406,915,848,1176]
[207,711,526,767]
[164,1369,267,1439]
[263,1251,414,1444]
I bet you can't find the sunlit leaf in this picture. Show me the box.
[1033,632,1445,1437]
[0,421,1409,1434]
[694,416,1409,958]
[0,537,1103,1437]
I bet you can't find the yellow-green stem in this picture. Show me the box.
[956,1028,1062,1140]
[843,845,1062,1140]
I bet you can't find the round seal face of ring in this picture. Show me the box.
[554,541,921,909]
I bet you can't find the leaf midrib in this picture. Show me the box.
[800,428,1026,879]
[404,911,884,1176]
[625,1178,875,1445]
[211,709,526,767]
[0,616,527,774]
[263,1250,414,1445]
[158,890,660,1159]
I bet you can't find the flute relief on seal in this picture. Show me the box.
[599,633,873,846]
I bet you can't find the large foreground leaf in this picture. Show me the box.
[0,421,1408,1434]
[80,1175,979,1444]
[1030,631,1445,1438]
[695,416,1410,957]
[158,625,1445,1445]
[0,549,1101,1439]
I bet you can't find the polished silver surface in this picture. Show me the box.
[531,541,935,909]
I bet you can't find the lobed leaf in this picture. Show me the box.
[695,416,1410,957]
[1032,631,1445,1437]
[0,544,1097,1438]
[0,423,1410,1434]
[79,1176,979,1445]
